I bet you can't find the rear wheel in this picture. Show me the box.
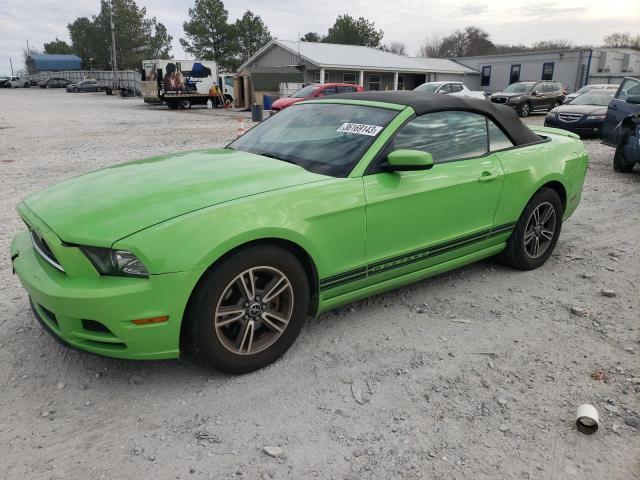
[517,103,531,117]
[613,145,634,173]
[499,188,563,270]
[183,245,310,373]
[180,99,192,109]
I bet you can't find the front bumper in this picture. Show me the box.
[544,116,603,136]
[10,230,195,360]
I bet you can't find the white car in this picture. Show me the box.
[564,84,618,103]
[414,81,485,100]
[9,76,30,88]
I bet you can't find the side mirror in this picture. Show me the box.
[626,95,640,105]
[384,149,434,171]
[531,90,538,96]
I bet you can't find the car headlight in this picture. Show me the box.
[81,246,149,277]
[586,114,606,120]
[508,96,522,103]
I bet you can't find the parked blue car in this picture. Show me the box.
[602,77,640,172]
[545,90,615,137]
[602,77,640,145]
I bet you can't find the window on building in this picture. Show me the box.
[397,74,404,90]
[368,74,381,91]
[343,72,357,84]
[314,70,320,83]
[541,62,554,80]
[392,111,488,163]
[509,64,521,84]
[481,66,491,87]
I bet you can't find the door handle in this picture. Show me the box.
[478,172,500,182]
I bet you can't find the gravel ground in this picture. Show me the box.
[1,89,638,480]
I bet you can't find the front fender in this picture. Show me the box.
[113,177,367,286]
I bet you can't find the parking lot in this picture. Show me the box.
[1,88,638,479]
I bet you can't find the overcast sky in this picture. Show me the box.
[1,0,639,75]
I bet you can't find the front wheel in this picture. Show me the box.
[499,188,563,270]
[183,245,310,373]
[517,103,531,117]
[613,144,635,173]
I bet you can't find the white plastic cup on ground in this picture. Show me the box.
[576,404,599,434]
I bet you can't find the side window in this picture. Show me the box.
[617,78,640,101]
[317,87,338,96]
[481,66,491,87]
[439,84,452,94]
[487,119,514,151]
[337,86,356,93]
[343,73,357,84]
[392,111,488,163]
[450,83,463,93]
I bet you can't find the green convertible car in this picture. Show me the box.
[10,92,588,373]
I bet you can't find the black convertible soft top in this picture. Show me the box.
[325,91,542,146]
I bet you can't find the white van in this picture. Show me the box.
[10,76,30,88]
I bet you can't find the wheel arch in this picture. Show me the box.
[180,236,321,349]
[538,179,567,210]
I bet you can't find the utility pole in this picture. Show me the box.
[26,39,30,54]
[110,1,117,72]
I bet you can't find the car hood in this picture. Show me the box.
[552,105,607,115]
[271,97,304,109]
[21,148,330,245]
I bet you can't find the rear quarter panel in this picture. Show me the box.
[493,128,588,226]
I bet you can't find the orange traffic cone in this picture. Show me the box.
[236,117,245,137]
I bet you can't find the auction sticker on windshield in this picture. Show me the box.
[337,123,384,136]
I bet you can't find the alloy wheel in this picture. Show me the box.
[520,104,530,117]
[523,202,556,258]
[214,266,294,355]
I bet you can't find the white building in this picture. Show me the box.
[455,48,639,93]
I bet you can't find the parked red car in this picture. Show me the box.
[270,83,363,113]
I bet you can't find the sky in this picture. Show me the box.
[1,0,639,75]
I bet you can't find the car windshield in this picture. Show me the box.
[228,103,398,177]
[569,91,615,106]
[291,85,319,98]
[414,83,440,93]
[503,83,535,93]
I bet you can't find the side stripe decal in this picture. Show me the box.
[319,222,515,292]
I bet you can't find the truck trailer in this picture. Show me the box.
[141,59,235,109]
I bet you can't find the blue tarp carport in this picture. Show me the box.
[27,54,82,73]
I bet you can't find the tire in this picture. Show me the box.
[73,87,79,93]
[183,245,310,373]
[499,188,563,270]
[613,145,634,173]
[551,101,561,110]
[517,103,531,117]
[180,99,192,109]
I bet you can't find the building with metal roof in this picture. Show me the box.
[454,48,639,93]
[26,54,82,74]
[239,39,478,94]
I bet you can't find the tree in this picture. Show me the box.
[323,15,383,48]
[382,41,407,55]
[530,39,573,51]
[67,0,172,70]
[603,32,640,49]
[418,35,443,57]
[43,38,74,55]
[180,0,234,67]
[300,32,323,42]
[229,11,271,70]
